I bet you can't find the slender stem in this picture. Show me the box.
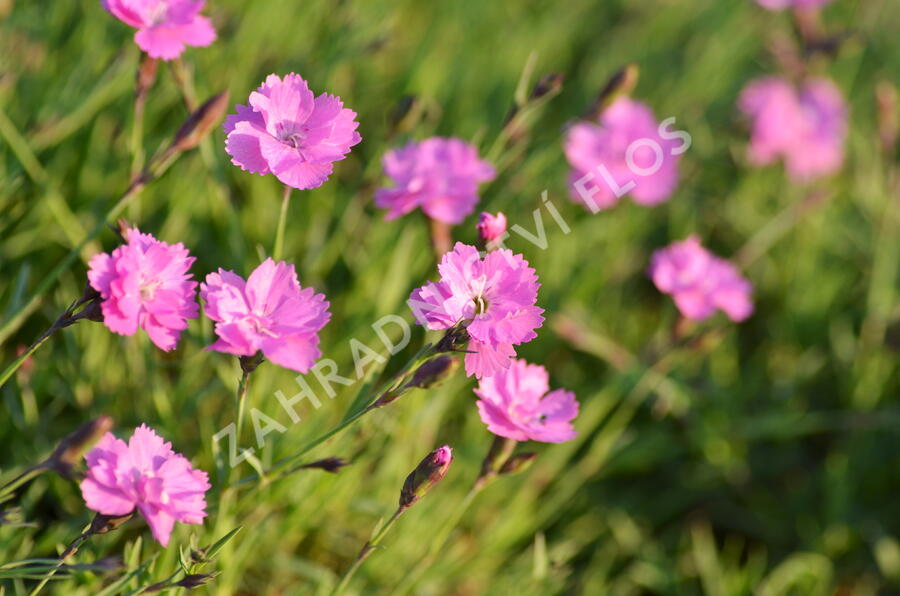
[0,463,49,502]
[28,529,90,595]
[236,369,251,447]
[333,508,405,596]
[395,485,482,595]
[273,185,292,261]
[130,93,146,181]
[169,59,197,111]
[0,326,58,389]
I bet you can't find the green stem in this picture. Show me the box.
[0,463,49,502]
[236,369,251,447]
[395,485,482,595]
[333,508,405,596]
[130,93,146,182]
[273,185,292,261]
[28,529,90,596]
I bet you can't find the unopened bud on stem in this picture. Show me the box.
[399,445,453,510]
[47,416,114,478]
[588,63,639,119]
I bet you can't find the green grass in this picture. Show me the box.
[2,0,900,593]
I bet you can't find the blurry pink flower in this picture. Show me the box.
[102,0,216,60]
[565,97,683,211]
[409,243,544,379]
[649,236,753,322]
[738,76,846,181]
[375,137,496,224]
[224,73,361,190]
[755,0,832,10]
[87,227,198,351]
[200,258,330,373]
[477,212,507,244]
[475,359,578,443]
[80,424,210,547]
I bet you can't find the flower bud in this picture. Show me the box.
[47,416,114,478]
[588,63,639,119]
[499,452,538,476]
[405,355,459,390]
[135,55,158,102]
[476,212,507,250]
[169,91,230,154]
[300,457,350,474]
[399,445,453,510]
[530,73,564,101]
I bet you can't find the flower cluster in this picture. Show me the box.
[375,137,495,224]
[648,236,753,322]
[87,227,199,351]
[102,0,216,60]
[81,425,209,546]
[409,243,544,379]
[564,97,682,210]
[224,73,361,190]
[201,259,330,373]
[739,76,847,181]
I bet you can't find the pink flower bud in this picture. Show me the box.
[399,446,453,510]
[477,212,507,244]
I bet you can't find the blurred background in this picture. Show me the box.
[1,0,900,593]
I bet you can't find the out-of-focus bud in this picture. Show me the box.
[47,416,114,478]
[588,63,639,119]
[388,94,420,136]
[877,81,898,157]
[530,73,564,101]
[405,355,459,390]
[499,452,538,476]
[476,212,507,251]
[0,506,27,527]
[90,510,135,535]
[168,91,230,154]
[300,457,350,474]
[175,574,218,589]
[399,446,453,510]
[475,436,517,489]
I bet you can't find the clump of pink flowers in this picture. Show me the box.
[738,76,847,182]
[649,236,754,322]
[201,258,330,373]
[475,359,578,443]
[755,0,832,10]
[80,424,210,546]
[224,73,361,190]
[375,137,496,224]
[564,97,683,211]
[409,243,544,378]
[101,0,216,60]
[87,227,198,351]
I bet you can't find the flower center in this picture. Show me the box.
[146,1,169,26]
[140,280,160,302]
[473,295,489,315]
[276,123,306,148]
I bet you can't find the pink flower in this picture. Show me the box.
[409,243,544,379]
[80,424,210,547]
[475,359,578,443]
[738,76,846,181]
[375,137,496,224]
[755,0,832,10]
[87,228,198,351]
[200,259,330,373]
[224,73,361,190]
[477,212,507,244]
[649,236,754,322]
[564,97,682,211]
[102,0,216,60]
